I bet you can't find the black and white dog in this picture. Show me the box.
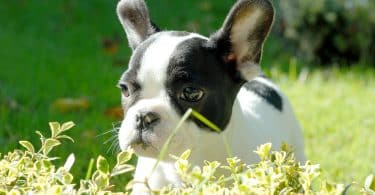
[116,0,305,192]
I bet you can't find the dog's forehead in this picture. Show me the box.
[124,32,208,95]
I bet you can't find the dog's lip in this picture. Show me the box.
[128,130,152,149]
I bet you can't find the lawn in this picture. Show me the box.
[0,0,374,190]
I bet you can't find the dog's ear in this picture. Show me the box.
[117,0,160,50]
[209,0,274,80]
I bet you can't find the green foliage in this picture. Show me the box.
[279,0,375,65]
[161,143,347,194]
[0,122,374,194]
[0,122,134,194]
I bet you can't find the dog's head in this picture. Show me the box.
[117,0,274,158]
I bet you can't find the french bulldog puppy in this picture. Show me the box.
[116,0,305,192]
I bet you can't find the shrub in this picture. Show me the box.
[278,0,375,65]
[0,121,374,194]
[0,122,135,194]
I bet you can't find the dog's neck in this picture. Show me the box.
[185,98,246,166]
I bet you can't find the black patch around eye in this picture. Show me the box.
[119,83,130,97]
[244,80,283,111]
[165,36,243,132]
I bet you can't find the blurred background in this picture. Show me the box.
[0,0,374,188]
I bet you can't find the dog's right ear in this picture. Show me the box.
[117,0,159,50]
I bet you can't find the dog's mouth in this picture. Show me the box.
[131,133,149,148]
[126,130,157,151]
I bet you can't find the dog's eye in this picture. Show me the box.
[119,84,130,97]
[180,87,204,102]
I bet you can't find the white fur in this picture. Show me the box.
[119,33,215,191]
[118,34,305,194]
[119,34,202,155]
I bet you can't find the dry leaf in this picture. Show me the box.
[102,37,120,56]
[81,129,96,139]
[51,97,90,113]
[112,58,128,67]
[198,1,212,11]
[186,20,201,32]
[104,106,123,119]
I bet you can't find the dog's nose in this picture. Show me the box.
[136,112,160,130]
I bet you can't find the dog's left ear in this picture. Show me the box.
[117,0,159,50]
[209,0,274,80]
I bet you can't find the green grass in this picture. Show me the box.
[0,0,374,189]
[277,67,375,185]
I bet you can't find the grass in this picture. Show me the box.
[277,67,375,185]
[0,0,374,190]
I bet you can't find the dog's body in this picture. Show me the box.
[116,0,305,192]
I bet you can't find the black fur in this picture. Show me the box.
[166,37,244,131]
[244,80,283,111]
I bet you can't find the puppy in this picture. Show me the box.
[116,0,305,192]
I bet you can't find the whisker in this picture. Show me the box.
[111,121,122,127]
[107,139,121,154]
[107,142,116,154]
[96,121,123,154]
[96,129,118,138]
[104,135,118,145]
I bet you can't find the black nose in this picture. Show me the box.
[136,112,160,130]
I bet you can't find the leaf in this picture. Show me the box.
[49,186,63,194]
[110,164,135,177]
[42,138,61,155]
[35,130,44,139]
[96,155,109,174]
[93,171,110,189]
[227,157,241,169]
[254,143,272,161]
[63,173,74,184]
[8,189,21,195]
[19,140,35,153]
[116,150,134,165]
[60,121,75,133]
[64,153,75,171]
[364,175,375,192]
[56,135,75,143]
[180,149,191,160]
[49,122,61,137]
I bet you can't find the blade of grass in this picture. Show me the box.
[222,134,233,158]
[149,108,193,176]
[191,110,221,132]
[85,158,95,180]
